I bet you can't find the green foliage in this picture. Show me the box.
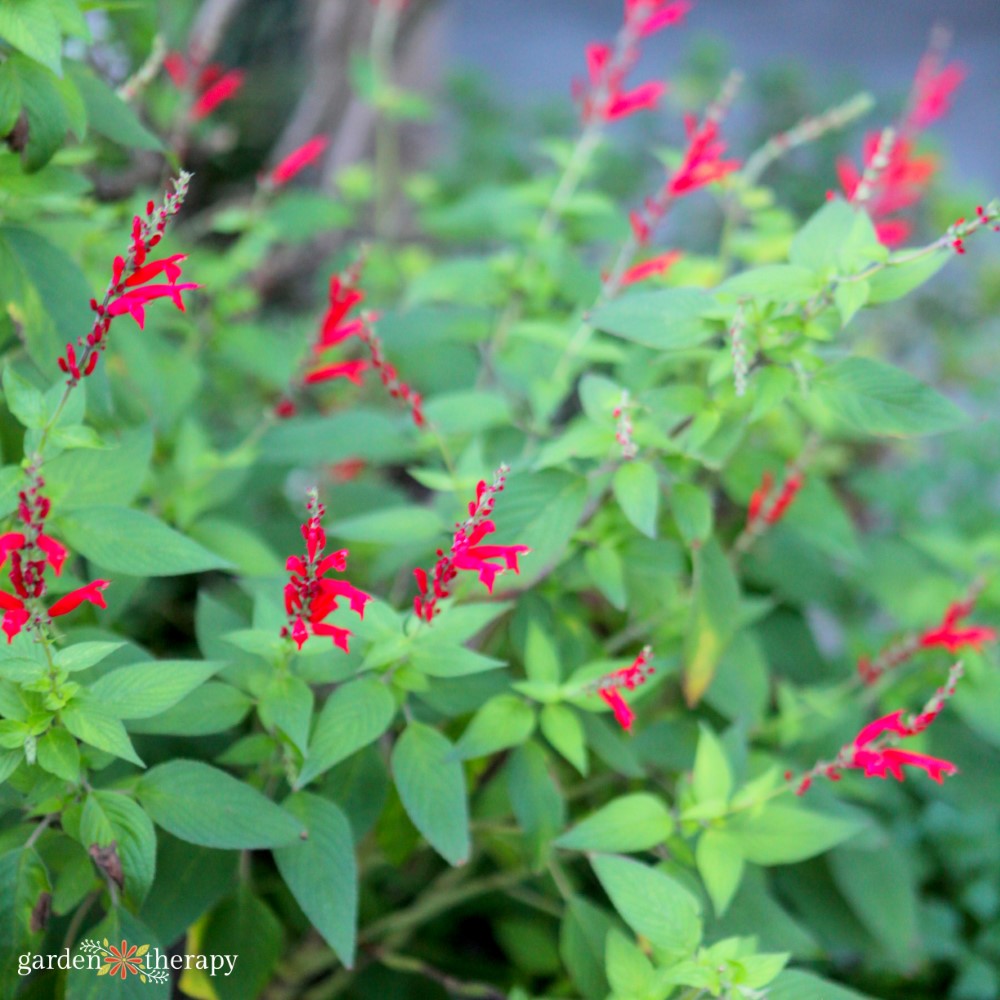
[0,4,996,999]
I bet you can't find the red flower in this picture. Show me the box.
[919,599,997,654]
[107,282,199,330]
[264,136,330,187]
[795,663,962,794]
[577,42,666,123]
[191,69,245,120]
[625,0,692,37]
[628,113,740,246]
[667,115,741,197]
[48,581,110,618]
[907,56,964,131]
[281,491,371,652]
[303,360,368,386]
[618,249,682,287]
[594,646,655,731]
[746,469,802,528]
[413,466,530,622]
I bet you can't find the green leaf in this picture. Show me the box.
[201,886,283,1000]
[66,63,162,149]
[683,538,740,705]
[671,482,712,545]
[274,793,358,969]
[61,701,143,766]
[0,223,92,366]
[0,0,62,74]
[88,660,223,720]
[524,619,561,684]
[591,289,715,349]
[591,853,702,961]
[454,694,535,759]
[391,722,470,865]
[613,461,660,538]
[7,56,68,171]
[583,544,627,610]
[409,641,505,678]
[137,760,305,849]
[79,791,156,908]
[727,804,862,865]
[258,672,314,754]
[422,390,512,434]
[790,199,885,275]
[829,845,918,960]
[867,249,949,304]
[0,844,49,941]
[696,829,744,916]
[261,409,415,466]
[606,928,656,999]
[296,676,396,788]
[540,703,588,775]
[329,506,445,545]
[560,896,615,1000]
[2,366,44,428]
[59,506,234,576]
[45,425,153,510]
[189,517,283,576]
[691,724,733,805]
[717,264,821,303]
[769,970,877,1000]
[0,61,21,136]
[36,726,80,781]
[555,794,673,853]
[56,642,125,673]
[507,742,565,867]
[127,682,251,737]
[812,357,968,437]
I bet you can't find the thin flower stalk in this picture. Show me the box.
[858,582,994,685]
[413,466,531,622]
[281,490,371,652]
[729,303,748,397]
[591,646,655,731]
[358,312,426,429]
[793,662,963,794]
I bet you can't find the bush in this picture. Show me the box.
[1,2,998,998]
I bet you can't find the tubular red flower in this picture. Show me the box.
[907,57,965,131]
[303,360,368,386]
[107,283,199,330]
[266,136,330,187]
[919,599,997,654]
[619,250,682,287]
[191,69,245,120]
[631,0,692,36]
[48,581,110,618]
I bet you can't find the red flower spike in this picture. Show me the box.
[413,465,531,622]
[593,647,655,731]
[265,136,330,187]
[795,662,963,794]
[281,490,371,653]
[107,283,199,330]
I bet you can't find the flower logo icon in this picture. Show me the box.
[99,940,147,980]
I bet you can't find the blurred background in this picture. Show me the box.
[446,0,1000,188]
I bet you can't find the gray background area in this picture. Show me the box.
[446,0,1000,191]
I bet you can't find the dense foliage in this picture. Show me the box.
[1,2,999,999]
